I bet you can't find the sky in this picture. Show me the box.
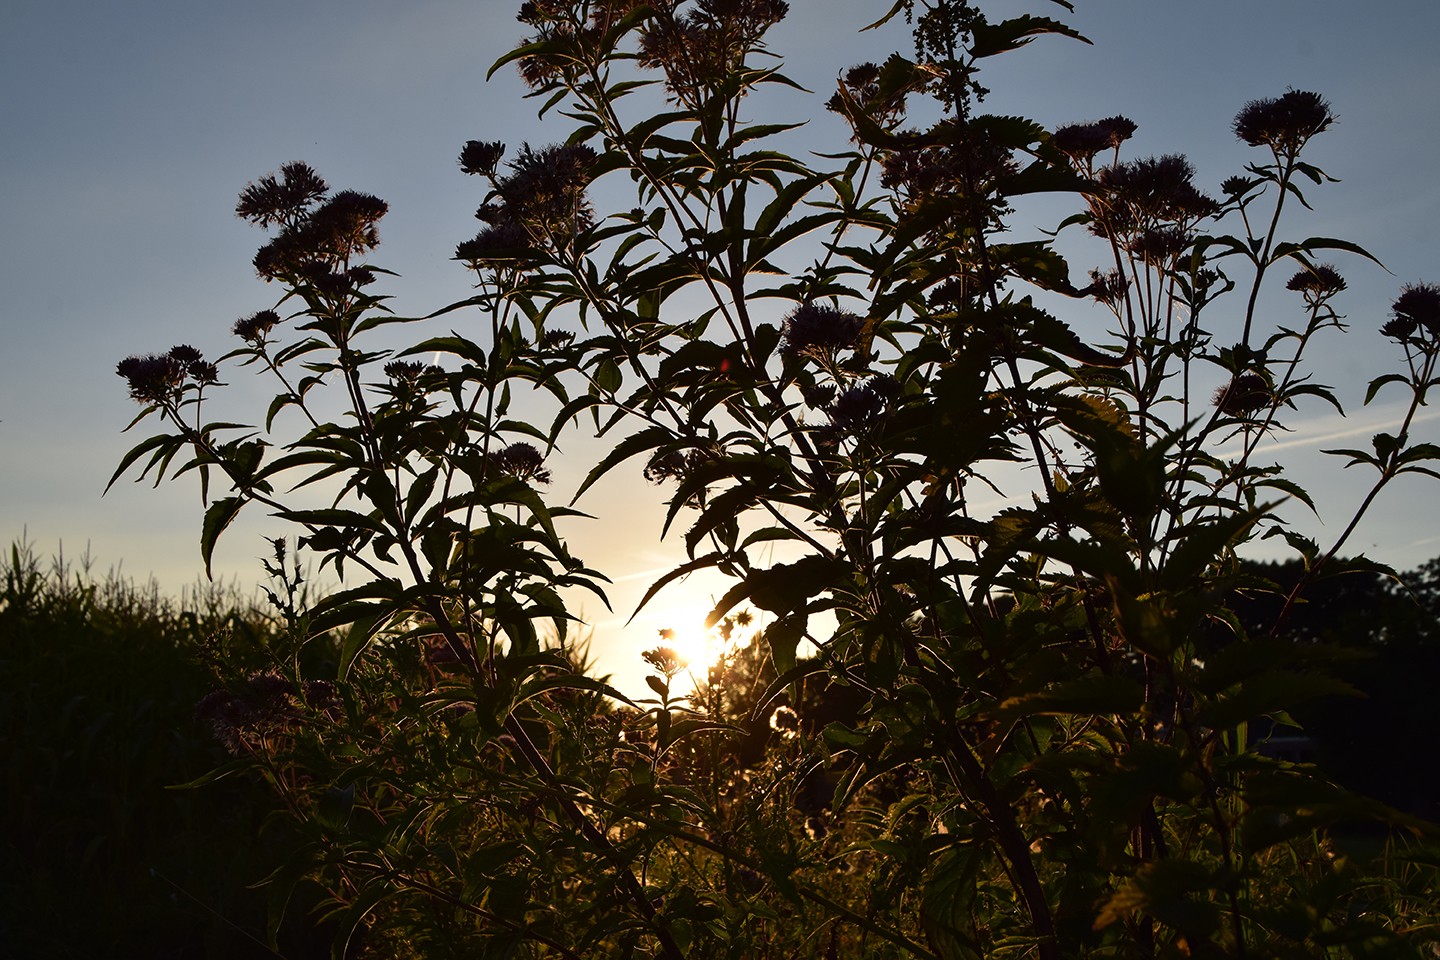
[5,1,1440,687]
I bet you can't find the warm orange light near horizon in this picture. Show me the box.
[654,611,722,679]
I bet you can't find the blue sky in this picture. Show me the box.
[4,1,1440,681]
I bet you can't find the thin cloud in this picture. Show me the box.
[1217,406,1440,458]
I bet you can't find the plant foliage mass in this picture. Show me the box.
[112,1,1440,956]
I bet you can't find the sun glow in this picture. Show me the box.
[655,614,722,677]
[640,605,755,695]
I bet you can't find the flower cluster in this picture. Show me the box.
[1051,115,1137,165]
[194,671,334,755]
[815,376,897,449]
[638,0,789,104]
[513,0,648,90]
[644,447,700,484]
[1384,283,1440,343]
[1212,372,1271,417]
[1285,264,1346,305]
[233,309,280,344]
[1092,154,1217,262]
[250,189,389,283]
[779,303,863,361]
[642,644,688,680]
[234,161,329,229]
[116,345,219,403]
[1097,155,1218,225]
[488,441,552,485]
[456,141,598,267]
[1087,268,1129,309]
[881,122,1018,236]
[539,328,576,350]
[383,360,444,400]
[458,140,505,177]
[1233,90,1334,155]
[825,61,908,128]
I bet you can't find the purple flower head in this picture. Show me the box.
[1051,116,1137,162]
[1285,264,1346,302]
[1098,154,1218,224]
[116,353,187,403]
[233,309,280,343]
[235,162,329,228]
[493,441,552,485]
[779,304,863,360]
[1233,90,1334,152]
[459,140,506,177]
[1392,283,1440,335]
[456,222,536,266]
[1212,372,1270,416]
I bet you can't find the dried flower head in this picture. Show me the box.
[1212,372,1270,416]
[779,304,863,360]
[1233,90,1334,152]
[1392,283,1440,335]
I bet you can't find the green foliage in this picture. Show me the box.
[109,1,1440,957]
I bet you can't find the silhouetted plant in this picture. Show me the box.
[113,1,1440,956]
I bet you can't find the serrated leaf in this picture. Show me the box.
[969,15,1089,58]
